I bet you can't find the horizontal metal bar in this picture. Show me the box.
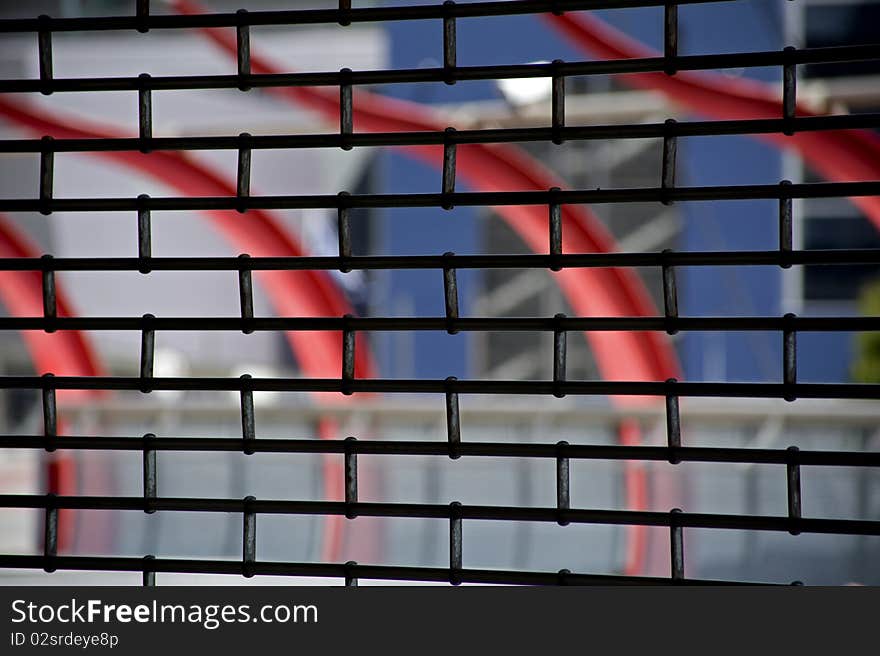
[0,434,876,468]
[0,554,764,586]
[0,249,875,272]
[0,1,825,34]
[2,375,878,399]
[1,181,879,214]
[2,113,879,154]
[0,315,877,333]
[1,45,879,95]
[0,494,876,536]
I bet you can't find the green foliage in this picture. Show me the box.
[852,278,880,383]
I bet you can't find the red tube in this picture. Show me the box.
[543,12,880,229]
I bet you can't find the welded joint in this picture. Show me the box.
[443,1,457,85]
[136,0,150,34]
[38,15,53,95]
[783,46,797,136]
[662,248,679,335]
[238,254,254,334]
[240,374,255,454]
[442,127,457,209]
[342,314,355,395]
[140,313,155,393]
[44,493,57,573]
[666,378,682,464]
[236,9,251,91]
[41,254,56,333]
[557,568,570,585]
[242,495,256,578]
[553,313,567,399]
[137,194,152,273]
[236,133,252,210]
[661,118,677,206]
[337,191,352,273]
[340,68,353,150]
[445,376,461,460]
[549,186,563,271]
[787,445,802,535]
[670,507,684,582]
[551,60,565,144]
[39,136,54,215]
[783,312,797,402]
[138,73,152,153]
[143,432,157,514]
[345,436,358,519]
[664,4,678,76]
[338,0,352,27]
[556,440,570,526]
[344,560,358,586]
[449,501,462,585]
[141,554,156,588]
[142,555,155,587]
[42,372,56,452]
[443,252,459,335]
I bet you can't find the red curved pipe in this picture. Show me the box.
[174,0,682,575]
[0,98,374,562]
[0,215,107,552]
[543,12,880,229]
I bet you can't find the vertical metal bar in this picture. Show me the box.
[39,136,54,215]
[337,191,352,273]
[443,0,457,85]
[242,495,256,578]
[662,248,679,335]
[143,432,157,515]
[445,376,461,460]
[664,4,678,75]
[661,119,677,206]
[342,315,355,396]
[556,440,570,526]
[783,46,797,136]
[136,0,150,33]
[338,0,352,26]
[237,133,251,211]
[142,555,155,587]
[553,313,567,399]
[137,194,152,273]
[42,373,56,453]
[240,374,255,455]
[557,568,570,586]
[236,9,251,91]
[38,15,53,95]
[138,73,152,153]
[787,446,802,536]
[783,312,797,402]
[449,501,462,585]
[443,253,459,335]
[140,313,155,394]
[442,127,457,209]
[778,180,792,269]
[41,254,56,333]
[549,187,562,271]
[345,436,358,519]
[340,68,353,151]
[551,60,565,144]
[670,507,684,582]
[666,378,681,464]
[344,560,358,586]
[44,494,57,573]
[238,254,254,335]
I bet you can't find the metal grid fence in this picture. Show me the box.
[0,0,879,586]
